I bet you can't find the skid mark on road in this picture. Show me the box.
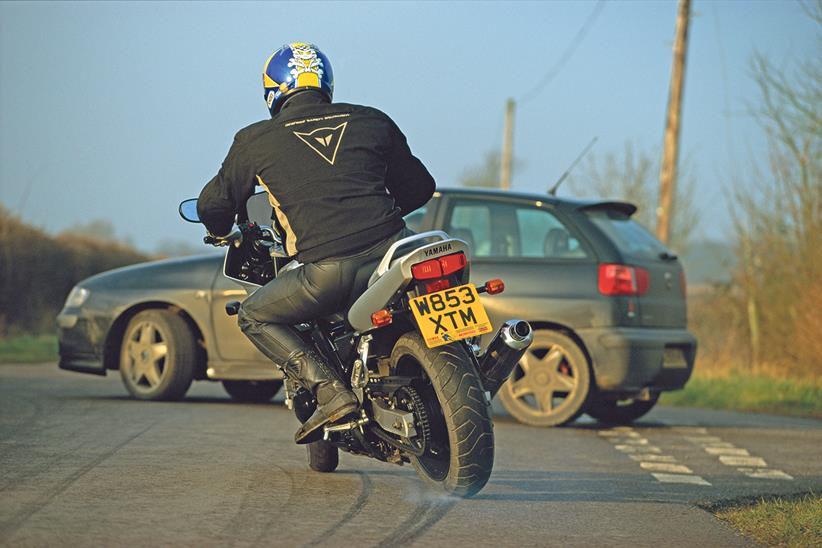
[305,471,373,547]
[683,434,794,481]
[375,484,458,548]
[599,427,712,486]
[0,421,157,542]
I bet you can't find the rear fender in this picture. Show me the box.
[347,237,470,332]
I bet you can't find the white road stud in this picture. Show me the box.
[651,473,711,486]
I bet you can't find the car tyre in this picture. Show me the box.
[119,309,196,401]
[498,330,591,427]
[307,440,339,473]
[586,393,660,425]
[222,380,283,403]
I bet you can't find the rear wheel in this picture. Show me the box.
[222,380,283,403]
[119,310,196,401]
[390,333,494,498]
[586,393,660,425]
[498,330,591,427]
[307,441,339,473]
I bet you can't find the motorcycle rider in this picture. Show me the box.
[197,42,435,444]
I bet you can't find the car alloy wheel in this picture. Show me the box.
[498,330,591,426]
[119,310,195,401]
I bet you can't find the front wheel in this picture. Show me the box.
[390,333,494,498]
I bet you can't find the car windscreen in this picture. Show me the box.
[585,209,671,261]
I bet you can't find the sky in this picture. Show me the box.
[0,0,817,252]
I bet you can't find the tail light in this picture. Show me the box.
[411,252,467,280]
[424,279,451,293]
[598,264,649,296]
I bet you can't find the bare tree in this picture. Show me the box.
[731,1,821,373]
[569,141,699,253]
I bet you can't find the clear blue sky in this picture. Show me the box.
[0,1,816,251]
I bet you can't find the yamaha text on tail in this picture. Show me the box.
[179,194,533,497]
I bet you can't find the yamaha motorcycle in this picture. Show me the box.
[179,193,532,497]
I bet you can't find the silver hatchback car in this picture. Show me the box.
[58,188,696,426]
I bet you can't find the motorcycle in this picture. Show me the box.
[179,193,533,497]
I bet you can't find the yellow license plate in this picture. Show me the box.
[409,283,493,348]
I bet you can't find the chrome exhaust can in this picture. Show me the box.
[478,320,533,397]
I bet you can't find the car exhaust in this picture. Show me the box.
[478,320,533,397]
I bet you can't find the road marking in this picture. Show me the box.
[629,454,678,463]
[671,426,708,434]
[609,437,649,445]
[684,436,724,445]
[614,444,662,454]
[737,468,794,480]
[598,430,640,438]
[651,473,711,486]
[640,462,694,474]
[704,447,750,456]
[719,456,767,467]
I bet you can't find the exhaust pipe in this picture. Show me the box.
[478,320,533,397]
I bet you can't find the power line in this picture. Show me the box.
[518,0,607,106]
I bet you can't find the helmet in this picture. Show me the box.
[262,42,334,116]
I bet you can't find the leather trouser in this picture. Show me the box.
[237,228,411,369]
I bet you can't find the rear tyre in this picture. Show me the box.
[119,310,196,401]
[222,380,283,403]
[498,330,591,427]
[586,393,660,425]
[390,333,494,498]
[307,441,339,473]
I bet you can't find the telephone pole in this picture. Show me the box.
[500,98,515,190]
[656,0,691,245]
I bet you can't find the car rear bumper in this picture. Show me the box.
[576,326,696,393]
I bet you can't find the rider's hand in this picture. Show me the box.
[203,230,241,247]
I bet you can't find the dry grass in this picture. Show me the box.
[712,493,822,548]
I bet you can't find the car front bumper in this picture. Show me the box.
[57,310,107,376]
[576,326,697,394]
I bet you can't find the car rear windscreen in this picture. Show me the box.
[585,209,671,261]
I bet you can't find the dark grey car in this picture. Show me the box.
[58,188,696,425]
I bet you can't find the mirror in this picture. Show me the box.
[179,198,200,223]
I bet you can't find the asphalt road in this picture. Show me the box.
[2,364,821,547]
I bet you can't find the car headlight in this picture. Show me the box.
[64,286,90,308]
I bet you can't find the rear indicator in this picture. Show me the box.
[371,308,393,328]
[598,264,649,296]
[485,279,505,295]
[411,252,466,280]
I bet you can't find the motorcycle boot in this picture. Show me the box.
[284,348,359,444]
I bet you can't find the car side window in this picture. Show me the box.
[516,207,587,259]
[445,198,587,259]
[447,203,492,256]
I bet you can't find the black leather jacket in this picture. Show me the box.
[198,92,435,263]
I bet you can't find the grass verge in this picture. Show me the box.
[0,334,58,364]
[661,373,822,418]
[707,493,822,547]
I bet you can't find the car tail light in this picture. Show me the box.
[371,308,392,328]
[411,252,466,280]
[425,279,451,293]
[598,264,649,296]
[485,279,505,295]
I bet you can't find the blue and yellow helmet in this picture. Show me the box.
[263,42,334,116]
